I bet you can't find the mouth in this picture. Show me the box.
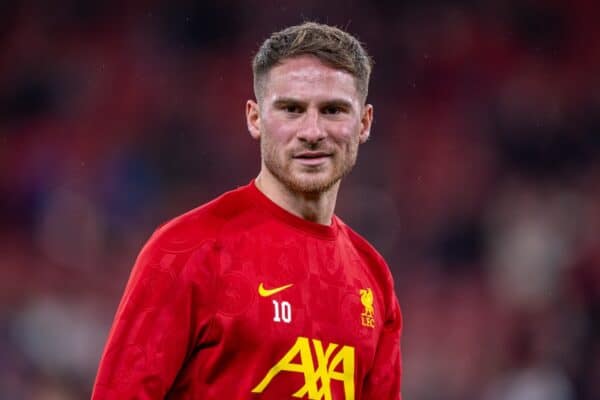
[292,151,332,165]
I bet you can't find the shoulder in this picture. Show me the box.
[144,183,257,256]
[336,218,401,322]
[337,217,395,289]
[338,218,389,270]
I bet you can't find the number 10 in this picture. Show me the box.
[272,300,292,323]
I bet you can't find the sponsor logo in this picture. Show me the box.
[252,336,355,399]
[258,282,294,297]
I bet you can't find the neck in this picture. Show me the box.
[254,170,340,226]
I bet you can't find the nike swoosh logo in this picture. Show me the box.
[258,282,294,297]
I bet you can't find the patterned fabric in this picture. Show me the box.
[92,181,402,399]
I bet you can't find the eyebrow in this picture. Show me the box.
[273,98,307,108]
[272,97,354,109]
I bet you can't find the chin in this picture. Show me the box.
[264,157,351,195]
[286,172,342,194]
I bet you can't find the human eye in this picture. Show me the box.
[284,104,303,114]
[321,102,350,116]
[274,100,304,114]
[322,105,343,115]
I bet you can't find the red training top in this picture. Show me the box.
[92,181,402,399]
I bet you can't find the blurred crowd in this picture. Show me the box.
[1,0,599,399]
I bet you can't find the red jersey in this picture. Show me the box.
[92,181,402,399]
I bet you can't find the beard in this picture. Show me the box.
[260,136,360,195]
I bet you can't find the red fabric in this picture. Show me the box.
[92,181,402,399]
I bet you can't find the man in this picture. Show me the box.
[92,22,402,399]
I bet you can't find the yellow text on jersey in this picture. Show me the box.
[251,336,355,400]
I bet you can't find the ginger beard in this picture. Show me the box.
[259,128,361,195]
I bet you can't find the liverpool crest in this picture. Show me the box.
[359,288,375,328]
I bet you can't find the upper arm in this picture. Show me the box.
[362,276,403,399]
[92,239,214,399]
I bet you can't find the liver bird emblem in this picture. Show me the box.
[359,288,375,328]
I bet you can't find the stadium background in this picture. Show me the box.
[1,0,599,398]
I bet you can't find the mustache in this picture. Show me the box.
[291,144,334,154]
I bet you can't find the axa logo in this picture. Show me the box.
[251,336,356,399]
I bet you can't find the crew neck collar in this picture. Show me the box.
[246,179,339,240]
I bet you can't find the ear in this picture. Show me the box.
[359,104,373,144]
[246,100,261,140]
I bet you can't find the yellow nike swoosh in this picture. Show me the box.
[258,283,294,297]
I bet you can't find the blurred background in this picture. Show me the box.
[1,0,599,399]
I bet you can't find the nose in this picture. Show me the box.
[297,109,326,143]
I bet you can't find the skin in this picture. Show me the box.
[246,55,373,225]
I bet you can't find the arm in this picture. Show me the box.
[362,279,403,399]
[92,236,213,399]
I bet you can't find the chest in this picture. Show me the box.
[206,231,383,368]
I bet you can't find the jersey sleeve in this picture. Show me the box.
[362,274,403,399]
[91,234,214,399]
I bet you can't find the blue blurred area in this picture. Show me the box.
[1,1,599,399]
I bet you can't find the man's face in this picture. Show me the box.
[247,55,373,194]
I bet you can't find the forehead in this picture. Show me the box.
[263,55,359,102]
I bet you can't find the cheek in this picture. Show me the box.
[260,122,292,160]
[262,117,297,142]
[329,123,360,146]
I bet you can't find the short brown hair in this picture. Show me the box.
[252,22,373,103]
